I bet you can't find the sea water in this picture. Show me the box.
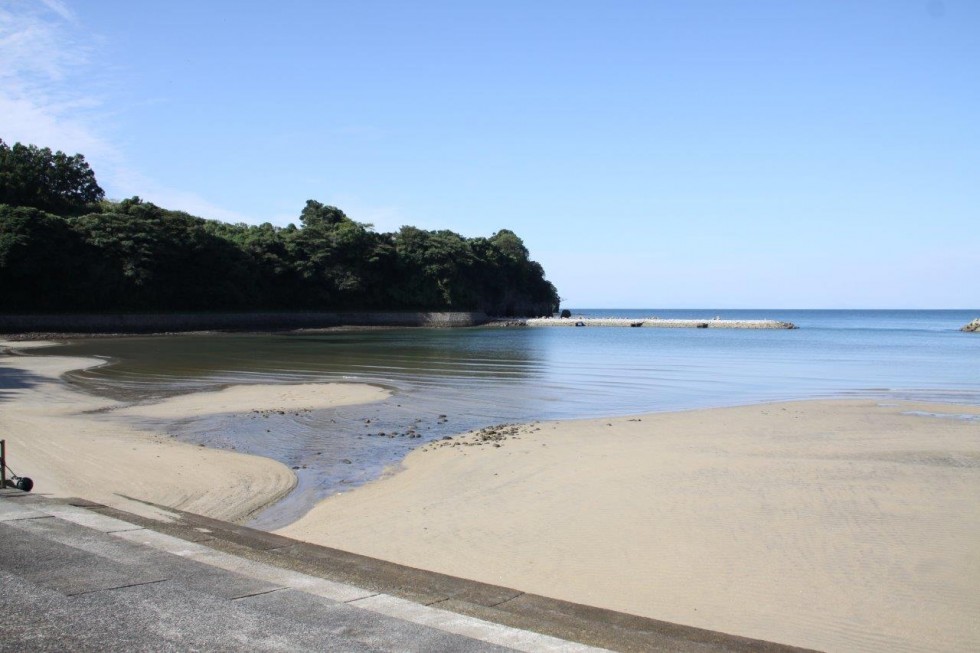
[41,309,980,527]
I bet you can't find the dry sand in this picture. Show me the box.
[281,400,980,653]
[0,340,387,523]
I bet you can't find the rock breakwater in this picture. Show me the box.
[518,317,798,329]
[962,318,980,332]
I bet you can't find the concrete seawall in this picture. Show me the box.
[522,317,798,329]
[0,311,489,334]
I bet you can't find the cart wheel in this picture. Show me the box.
[16,477,33,492]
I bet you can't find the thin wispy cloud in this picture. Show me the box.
[0,1,112,159]
[0,1,90,92]
[0,0,249,224]
[38,0,74,22]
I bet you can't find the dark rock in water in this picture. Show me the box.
[697,322,709,329]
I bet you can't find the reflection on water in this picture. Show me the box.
[39,310,980,528]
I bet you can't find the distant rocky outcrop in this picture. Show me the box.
[962,318,980,332]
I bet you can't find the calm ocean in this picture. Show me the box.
[46,309,980,527]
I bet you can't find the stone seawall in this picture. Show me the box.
[521,317,797,329]
[0,311,489,334]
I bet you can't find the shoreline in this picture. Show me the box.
[0,339,388,523]
[279,399,980,653]
[4,338,979,650]
[0,310,492,337]
[0,324,471,342]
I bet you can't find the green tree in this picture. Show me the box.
[70,197,260,310]
[287,200,377,307]
[389,227,483,308]
[0,139,104,215]
[204,221,301,308]
[299,199,348,228]
[0,138,560,316]
[489,229,529,261]
[0,205,97,310]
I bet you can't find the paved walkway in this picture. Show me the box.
[0,490,815,652]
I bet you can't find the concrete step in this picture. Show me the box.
[0,566,394,652]
[0,490,818,652]
[0,491,602,652]
[3,514,281,600]
[98,497,815,653]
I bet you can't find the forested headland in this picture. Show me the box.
[0,139,559,317]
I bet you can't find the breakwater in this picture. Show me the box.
[0,311,489,335]
[963,318,980,332]
[520,317,797,329]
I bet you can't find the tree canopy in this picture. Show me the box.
[0,139,104,215]
[0,139,559,316]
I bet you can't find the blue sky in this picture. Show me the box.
[1,0,976,308]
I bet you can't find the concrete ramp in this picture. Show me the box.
[0,489,816,652]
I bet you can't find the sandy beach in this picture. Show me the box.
[281,399,980,653]
[0,340,387,522]
[4,339,979,651]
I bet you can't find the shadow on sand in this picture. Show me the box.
[0,359,48,403]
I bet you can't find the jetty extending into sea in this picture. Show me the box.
[520,317,798,329]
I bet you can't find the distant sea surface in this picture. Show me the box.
[42,309,980,527]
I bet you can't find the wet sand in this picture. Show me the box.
[0,340,387,522]
[280,400,980,653]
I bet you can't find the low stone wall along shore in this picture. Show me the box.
[0,311,489,335]
[522,317,798,329]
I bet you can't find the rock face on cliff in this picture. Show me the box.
[962,318,980,332]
